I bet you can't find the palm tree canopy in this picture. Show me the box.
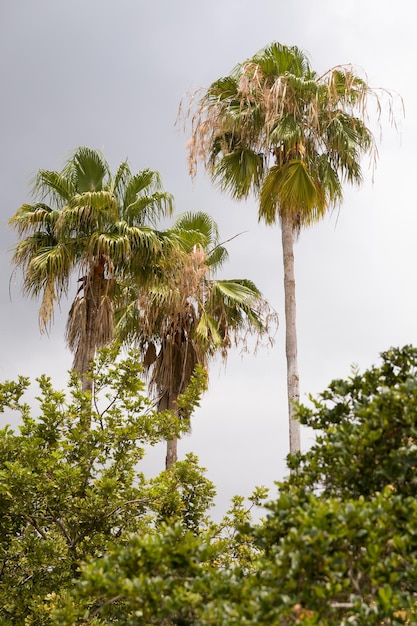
[9,147,174,333]
[115,211,276,404]
[9,148,174,380]
[187,42,398,230]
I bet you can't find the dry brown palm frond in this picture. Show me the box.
[95,294,114,348]
[66,262,114,371]
[150,333,201,399]
[136,244,211,341]
[143,341,157,367]
[38,279,56,333]
[66,294,87,372]
[66,293,87,354]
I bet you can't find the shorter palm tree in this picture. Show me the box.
[116,212,276,468]
[9,147,173,393]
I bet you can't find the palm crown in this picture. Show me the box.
[188,42,387,227]
[10,147,173,387]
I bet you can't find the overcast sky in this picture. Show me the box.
[0,0,415,514]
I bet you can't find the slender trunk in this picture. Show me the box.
[80,311,95,395]
[80,290,98,394]
[159,392,179,470]
[281,212,301,455]
[80,259,106,394]
[165,436,178,469]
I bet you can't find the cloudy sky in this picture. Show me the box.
[0,0,415,513]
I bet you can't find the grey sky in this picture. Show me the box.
[0,0,415,511]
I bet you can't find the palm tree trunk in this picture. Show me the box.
[158,392,179,469]
[166,437,178,469]
[80,291,98,394]
[281,212,301,455]
[79,260,106,394]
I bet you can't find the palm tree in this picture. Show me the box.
[9,147,173,393]
[116,211,275,468]
[186,42,396,455]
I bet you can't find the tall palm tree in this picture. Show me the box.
[186,42,396,455]
[9,147,173,393]
[116,211,275,468]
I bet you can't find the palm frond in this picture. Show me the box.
[20,243,70,294]
[9,203,59,236]
[259,161,325,225]
[174,211,219,243]
[123,226,164,256]
[69,146,109,193]
[110,160,131,208]
[124,191,174,226]
[38,278,57,332]
[33,170,75,207]
[206,244,228,270]
[122,169,174,225]
[95,295,114,348]
[123,169,159,206]
[208,75,239,100]
[171,211,220,253]
[196,312,222,348]
[316,155,343,205]
[64,191,118,227]
[253,42,312,78]
[212,278,262,302]
[87,231,133,261]
[213,148,264,199]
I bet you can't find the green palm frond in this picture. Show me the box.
[87,231,133,261]
[11,231,59,271]
[208,75,239,100]
[174,211,219,243]
[68,146,109,193]
[114,298,146,346]
[124,191,174,226]
[33,170,75,206]
[9,203,59,235]
[65,190,118,223]
[260,161,325,225]
[213,148,264,199]
[212,278,262,302]
[124,169,159,203]
[56,190,118,237]
[122,169,173,224]
[269,114,303,151]
[324,113,373,183]
[110,161,131,207]
[25,244,72,294]
[209,279,266,331]
[316,155,343,205]
[206,245,228,269]
[196,312,223,348]
[253,42,311,78]
[171,211,220,252]
[123,225,164,255]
